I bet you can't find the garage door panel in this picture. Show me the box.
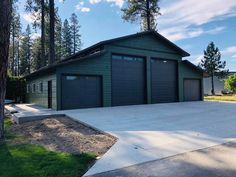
[184,79,201,101]
[151,59,178,103]
[112,54,146,106]
[61,75,102,110]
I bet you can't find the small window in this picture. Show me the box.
[112,55,123,60]
[26,84,30,93]
[39,82,43,93]
[66,76,78,80]
[32,84,36,93]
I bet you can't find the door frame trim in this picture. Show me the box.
[47,80,52,109]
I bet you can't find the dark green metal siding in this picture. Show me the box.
[26,74,57,109]
[26,33,203,110]
[179,62,203,102]
[56,52,111,110]
[107,38,182,104]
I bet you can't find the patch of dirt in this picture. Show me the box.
[9,117,117,156]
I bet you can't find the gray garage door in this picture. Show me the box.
[151,58,178,103]
[112,54,146,106]
[61,75,102,110]
[184,79,201,101]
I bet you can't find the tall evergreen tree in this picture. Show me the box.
[200,42,228,95]
[122,0,161,31]
[31,37,41,71]
[25,0,46,67]
[70,13,81,54]
[62,19,72,57]
[49,0,55,64]
[0,0,12,139]
[20,25,32,76]
[9,7,21,76]
[55,15,62,60]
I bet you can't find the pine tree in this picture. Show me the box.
[20,25,32,76]
[122,0,161,31]
[62,19,72,57]
[200,42,228,95]
[70,13,81,54]
[0,0,12,139]
[25,0,46,67]
[49,0,55,64]
[9,8,21,76]
[31,37,41,71]
[55,15,62,60]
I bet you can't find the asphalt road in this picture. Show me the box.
[88,140,236,177]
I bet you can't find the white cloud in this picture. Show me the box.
[31,33,40,40]
[222,46,236,54]
[160,25,225,42]
[22,13,39,23]
[222,46,236,58]
[89,0,102,4]
[188,46,236,66]
[88,0,124,8]
[106,0,124,8]
[158,0,236,41]
[187,54,204,65]
[76,2,91,12]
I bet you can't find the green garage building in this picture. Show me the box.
[25,31,204,110]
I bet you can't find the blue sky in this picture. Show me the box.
[18,0,236,70]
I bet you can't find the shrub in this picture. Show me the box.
[6,75,26,103]
[224,74,236,93]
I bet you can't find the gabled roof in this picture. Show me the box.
[25,31,189,79]
[68,30,189,58]
[182,60,205,74]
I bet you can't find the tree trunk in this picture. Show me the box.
[146,0,151,31]
[0,0,12,139]
[49,0,55,65]
[73,26,76,54]
[12,23,15,75]
[17,38,20,76]
[211,73,215,95]
[41,0,46,67]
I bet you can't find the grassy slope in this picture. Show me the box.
[204,95,236,102]
[0,117,96,177]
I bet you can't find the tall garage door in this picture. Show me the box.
[112,54,146,106]
[184,79,201,101]
[151,58,178,103]
[61,75,102,110]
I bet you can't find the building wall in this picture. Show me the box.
[56,52,111,110]
[179,63,203,101]
[107,45,182,104]
[26,33,203,110]
[26,74,57,109]
[204,76,225,95]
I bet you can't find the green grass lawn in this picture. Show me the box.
[204,95,236,102]
[0,117,96,177]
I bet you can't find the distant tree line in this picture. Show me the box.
[8,0,81,77]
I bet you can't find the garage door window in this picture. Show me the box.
[66,76,78,80]
[112,54,144,62]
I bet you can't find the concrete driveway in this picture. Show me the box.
[63,101,236,176]
[89,141,236,177]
